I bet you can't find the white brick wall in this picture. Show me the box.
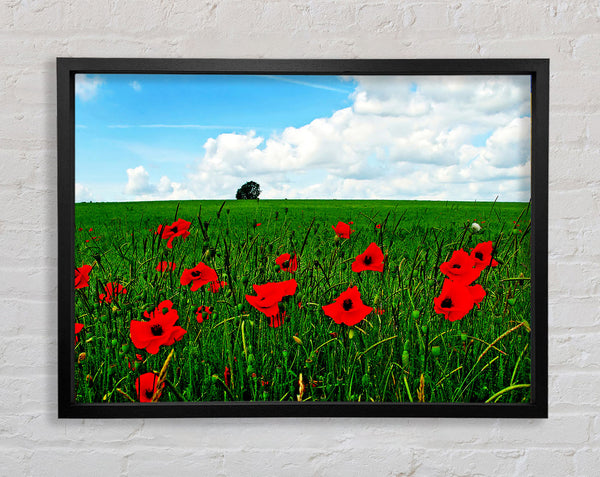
[0,0,598,475]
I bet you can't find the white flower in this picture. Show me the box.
[470,222,482,232]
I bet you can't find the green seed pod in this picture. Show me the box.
[237,303,243,312]
[121,343,129,352]
[507,298,517,306]
[431,346,441,357]
[402,350,409,368]
[411,310,420,319]
[421,325,428,334]
[111,339,118,347]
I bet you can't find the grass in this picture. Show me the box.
[74,198,531,404]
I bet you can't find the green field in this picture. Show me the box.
[74,199,531,404]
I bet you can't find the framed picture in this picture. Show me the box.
[58,58,548,418]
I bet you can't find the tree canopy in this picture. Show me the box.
[236,181,261,200]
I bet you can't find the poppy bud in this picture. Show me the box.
[421,325,427,334]
[78,352,86,363]
[211,311,218,319]
[262,391,269,400]
[86,374,93,384]
[411,310,420,319]
[361,374,370,387]
[237,303,243,312]
[402,350,409,368]
[112,306,118,313]
[431,346,441,357]
[374,294,380,305]
[293,336,302,345]
[348,329,355,340]
[334,235,340,245]
[121,343,129,352]
[282,350,288,359]
[111,339,118,347]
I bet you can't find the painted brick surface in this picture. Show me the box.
[0,0,598,475]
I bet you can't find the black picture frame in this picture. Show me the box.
[57,58,548,418]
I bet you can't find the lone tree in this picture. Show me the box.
[236,181,261,200]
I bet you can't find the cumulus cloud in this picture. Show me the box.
[75,183,94,202]
[181,75,531,202]
[75,74,104,101]
[124,165,195,201]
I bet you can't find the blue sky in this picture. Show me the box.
[75,73,531,202]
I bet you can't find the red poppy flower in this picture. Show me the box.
[439,249,481,285]
[256,223,261,227]
[89,228,93,232]
[75,264,93,289]
[322,286,372,326]
[352,242,385,273]
[130,300,187,354]
[375,224,381,229]
[245,279,297,327]
[224,366,231,387]
[78,227,83,231]
[470,241,499,270]
[276,253,298,273]
[99,282,127,303]
[180,262,218,292]
[433,279,486,322]
[332,221,355,239]
[135,372,164,403]
[155,218,191,249]
[195,305,213,323]
[156,261,176,272]
[209,279,227,293]
[74,323,84,344]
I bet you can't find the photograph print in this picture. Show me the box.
[70,68,534,410]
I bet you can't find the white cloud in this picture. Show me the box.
[75,183,94,202]
[181,76,531,202]
[75,74,104,101]
[130,80,141,92]
[125,166,154,195]
[124,165,195,201]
